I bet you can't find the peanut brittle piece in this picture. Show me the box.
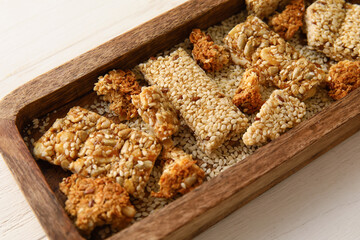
[33,107,110,169]
[59,174,136,235]
[132,85,180,141]
[224,16,325,100]
[245,0,286,19]
[232,68,264,114]
[69,124,162,198]
[94,69,141,120]
[327,60,360,100]
[189,29,230,72]
[139,48,248,155]
[268,0,305,40]
[243,89,306,146]
[152,143,205,199]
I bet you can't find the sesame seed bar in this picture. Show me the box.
[304,0,360,61]
[69,124,162,199]
[33,106,111,169]
[243,89,306,146]
[224,16,325,100]
[131,85,180,141]
[245,0,284,19]
[268,0,305,40]
[232,67,264,114]
[139,48,249,154]
[327,60,360,100]
[189,29,230,72]
[304,0,345,56]
[332,3,360,61]
[59,174,136,235]
[152,143,205,199]
[94,69,141,120]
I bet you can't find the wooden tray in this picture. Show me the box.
[0,0,360,239]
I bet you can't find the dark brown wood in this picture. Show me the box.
[0,0,360,239]
[0,119,83,240]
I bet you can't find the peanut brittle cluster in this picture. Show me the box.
[269,0,305,40]
[189,29,230,72]
[132,85,180,141]
[94,69,141,120]
[60,174,136,235]
[69,124,162,198]
[33,106,106,169]
[245,0,286,19]
[224,16,325,101]
[327,60,360,100]
[33,107,162,198]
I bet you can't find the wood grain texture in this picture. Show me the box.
[0,119,83,240]
[0,0,360,239]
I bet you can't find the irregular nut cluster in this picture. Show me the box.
[33,107,162,198]
[139,48,248,155]
[304,0,360,61]
[33,106,106,169]
[245,0,285,19]
[269,0,305,40]
[152,143,205,199]
[132,85,180,141]
[69,125,161,199]
[94,69,141,120]
[327,60,360,100]
[224,16,325,100]
[59,174,136,235]
[189,29,230,72]
[243,89,306,146]
[232,68,264,114]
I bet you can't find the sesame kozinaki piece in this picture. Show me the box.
[304,0,360,61]
[94,69,141,120]
[33,106,111,170]
[268,0,305,40]
[132,85,180,141]
[327,60,360,100]
[243,89,306,146]
[232,67,264,114]
[189,29,230,72]
[152,142,205,199]
[304,0,346,57]
[224,16,325,100]
[332,3,360,61]
[69,123,162,198]
[59,174,136,235]
[245,0,284,19]
[139,48,249,155]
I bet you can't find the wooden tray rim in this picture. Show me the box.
[0,0,360,239]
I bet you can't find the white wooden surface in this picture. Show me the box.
[1,1,360,239]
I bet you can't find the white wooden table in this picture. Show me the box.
[1,1,360,239]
